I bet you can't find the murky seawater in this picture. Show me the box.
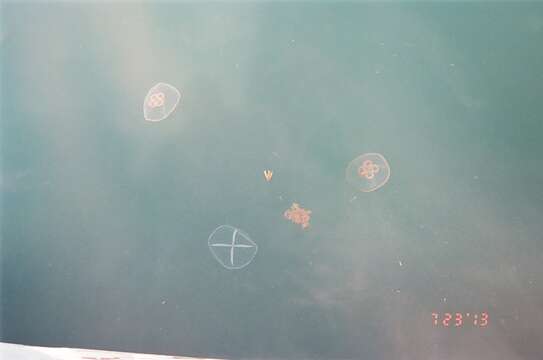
[2,2,543,359]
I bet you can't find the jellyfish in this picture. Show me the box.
[345,153,390,192]
[143,82,180,122]
[208,225,257,270]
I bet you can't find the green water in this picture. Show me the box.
[2,2,543,359]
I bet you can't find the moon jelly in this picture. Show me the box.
[143,82,180,122]
[346,153,391,192]
[208,225,258,270]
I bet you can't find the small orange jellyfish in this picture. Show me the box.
[263,170,273,182]
[284,203,312,229]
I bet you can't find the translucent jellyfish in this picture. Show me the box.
[345,153,391,192]
[208,225,257,270]
[143,82,180,122]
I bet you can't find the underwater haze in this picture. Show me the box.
[1,2,543,359]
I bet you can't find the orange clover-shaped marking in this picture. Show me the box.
[147,92,165,108]
[358,159,380,180]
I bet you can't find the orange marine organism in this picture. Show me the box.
[263,170,273,182]
[284,203,312,229]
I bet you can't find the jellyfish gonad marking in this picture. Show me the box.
[358,159,380,180]
[209,228,255,267]
[147,92,165,108]
[284,203,312,229]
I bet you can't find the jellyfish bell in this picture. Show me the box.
[143,82,181,122]
[208,225,258,270]
[346,153,390,192]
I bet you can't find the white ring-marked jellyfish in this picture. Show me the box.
[208,225,258,270]
[346,153,391,192]
[143,82,180,122]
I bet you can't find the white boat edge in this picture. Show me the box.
[0,341,226,360]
